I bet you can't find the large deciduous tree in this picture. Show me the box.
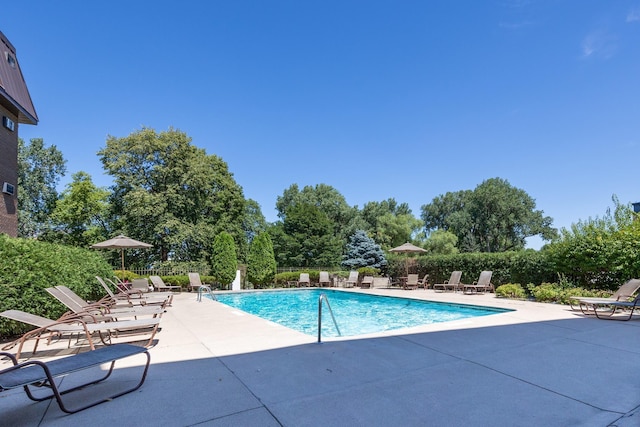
[242,199,267,245]
[17,138,66,238]
[275,183,358,240]
[359,198,423,249]
[421,178,556,252]
[271,202,342,267]
[44,171,110,247]
[98,127,246,266]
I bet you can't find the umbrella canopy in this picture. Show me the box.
[389,242,428,254]
[389,242,427,275]
[91,235,153,272]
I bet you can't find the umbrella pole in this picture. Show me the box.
[121,249,125,276]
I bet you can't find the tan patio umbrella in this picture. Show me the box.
[389,242,427,275]
[91,235,153,272]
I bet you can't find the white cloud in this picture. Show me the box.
[627,8,640,23]
[581,30,617,59]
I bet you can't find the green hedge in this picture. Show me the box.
[0,235,113,338]
[388,251,556,287]
[157,275,216,289]
[273,270,354,287]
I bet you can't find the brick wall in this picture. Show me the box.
[0,105,18,237]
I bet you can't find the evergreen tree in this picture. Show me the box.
[342,230,387,269]
[211,231,237,289]
[247,232,277,288]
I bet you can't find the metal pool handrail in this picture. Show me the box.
[197,285,217,302]
[318,293,341,342]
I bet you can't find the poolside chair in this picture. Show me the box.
[360,276,374,289]
[149,275,181,292]
[97,277,172,307]
[403,274,420,290]
[0,309,161,359]
[0,343,151,414]
[569,279,640,314]
[344,271,358,288]
[46,286,165,321]
[463,271,493,294]
[188,272,214,292]
[588,293,640,321]
[418,274,430,289]
[296,273,311,287]
[319,271,331,287]
[433,271,462,292]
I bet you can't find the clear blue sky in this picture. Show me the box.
[3,1,640,248]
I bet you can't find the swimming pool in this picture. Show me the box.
[212,289,512,337]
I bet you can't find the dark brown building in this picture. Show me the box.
[0,31,38,237]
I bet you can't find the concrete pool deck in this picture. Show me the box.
[1,288,639,426]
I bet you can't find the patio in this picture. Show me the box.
[1,289,639,426]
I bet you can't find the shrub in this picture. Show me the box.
[0,235,113,337]
[357,267,380,276]
[247,232,277,287]
[526,282,612,304]
[495,283,527,299]
[156,275,215,290]
[210,232,237,289]
[114,270,140,282]
[527,283,561,303]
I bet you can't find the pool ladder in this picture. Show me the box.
[318,293,341,342]
[197,285,217,302]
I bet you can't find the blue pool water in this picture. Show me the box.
[212,290,512,337]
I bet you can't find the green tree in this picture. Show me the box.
[544,196,640,289]
[98,127,246,266]
[273,202,342,267]
[247,232,277,287]
[17,138,66,238]
[242,199,267,245]
[43,171,110,247]
[275,183,358,240]
[210,231,238,289]
[421,178,556,252]
[375,212,423,249]
[359,199,423,249]
[342,230,387,269]
[424,229,459,255]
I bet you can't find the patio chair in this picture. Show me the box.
[97,277,172,307]
[319,271,332,287]
[463,271,493,294]
[360,276,374,289]
[589,293,640,321]
[569,279,640,314]
[46,286,165,320]
[418,274,430,289]
[433,271,462,292]
[297,273,311,287]
[0,343,150,414]
[344,271,358,288]
[188,272,214,292]
[0,309,161,359]
[149,275,181,292]
[403,274,420,290]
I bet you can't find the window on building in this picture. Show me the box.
[6,52,16,68]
